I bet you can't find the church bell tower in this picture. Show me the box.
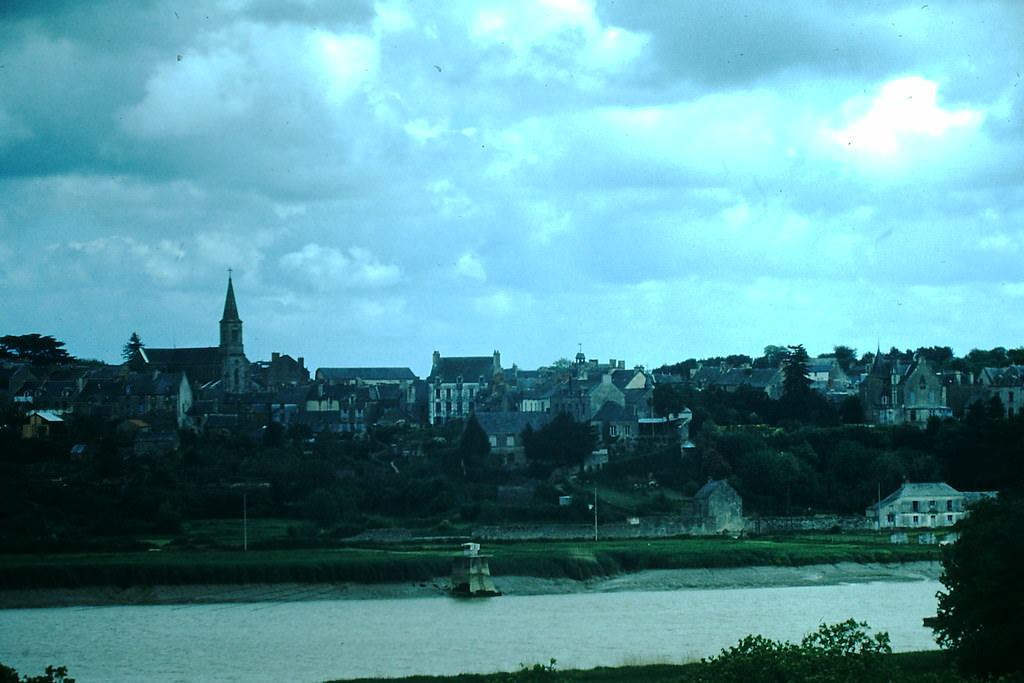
[219,272,249,394]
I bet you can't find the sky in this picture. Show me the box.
[1,1,1022,377]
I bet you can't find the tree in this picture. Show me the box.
[781,344,811,399]
[121,331,144,362]
[755,345,788,369]
[457,413,491,477]
[651,382,686,418]
[932,494,1024,678]
[523,412,595,471]
[0,334,73,364]
[831,345,857,373]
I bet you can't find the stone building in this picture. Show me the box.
[859,352,952,427]
[427,350,502,424]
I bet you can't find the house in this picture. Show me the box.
[806,356,854,396]
[712,367,784,399]
[315,366,418,403]
[253,352,309,388]
[859,353,953,427]
[22,410,65,439]
[866,482,997,529]
[691,479,744,533]
[427,350,502,424]
[473,411,552,468]
[976,366,1024,418]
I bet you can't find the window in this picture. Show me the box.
[913,515,920,524]
[912,500,920,512]
[947,515,954,523]
[506,436,515,447]
[946,500,953,511]
[887,513,895,523]
[1011,391,1015,403]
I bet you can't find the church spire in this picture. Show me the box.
[221,269,240,322]
[219,271,248,394]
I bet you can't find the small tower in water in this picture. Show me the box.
[450,543,500,597]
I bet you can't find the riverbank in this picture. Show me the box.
[0,560,940,608]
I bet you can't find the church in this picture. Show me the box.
[131,274,251,394]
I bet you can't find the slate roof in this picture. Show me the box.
[877,482,961,508]
[317,367,417,382]
[473,411,551,435]
[591,401,634,422]
[714,367,782,389]
[429,356,496,383]
[981,366,1024,386]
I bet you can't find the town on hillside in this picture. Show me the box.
[1,277,1017,541]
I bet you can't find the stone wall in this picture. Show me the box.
[743,515,874,534]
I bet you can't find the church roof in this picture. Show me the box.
[141,347,220,366]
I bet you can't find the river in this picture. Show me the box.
[0,578,940,682]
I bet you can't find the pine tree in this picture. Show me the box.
[121,332,144,362]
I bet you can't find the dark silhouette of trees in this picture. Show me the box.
[121,332,144,362]
[781,344,812,398]
[0,334,73,364]
[933,494,1024,678]
[523,412,595,471]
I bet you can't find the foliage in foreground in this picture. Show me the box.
[0,664,74,683]
[694,619,895,682]
[933,493,1024,679]
[333,622,965,683]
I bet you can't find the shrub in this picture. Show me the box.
[697,620,895,682]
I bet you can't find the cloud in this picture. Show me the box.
[829,76,985,157]
[280,243,402,291]
[454,252,487,281]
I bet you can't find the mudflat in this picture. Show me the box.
[0,561,940,608]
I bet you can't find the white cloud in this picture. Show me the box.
[829,76,984,157]
[311,30,379,105]
[280,243,402,290]
[454,252,487,281]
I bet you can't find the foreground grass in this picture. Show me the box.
[325,651,955,683]
[0,533,939,590]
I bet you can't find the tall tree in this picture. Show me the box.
[781,344,812,399]
[933,494,1024,678]
[121,331,145,362]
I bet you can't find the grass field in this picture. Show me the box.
[0,532,940,590]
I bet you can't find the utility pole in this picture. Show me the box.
[593,487,598,541]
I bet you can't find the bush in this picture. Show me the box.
[697,620,895,682]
